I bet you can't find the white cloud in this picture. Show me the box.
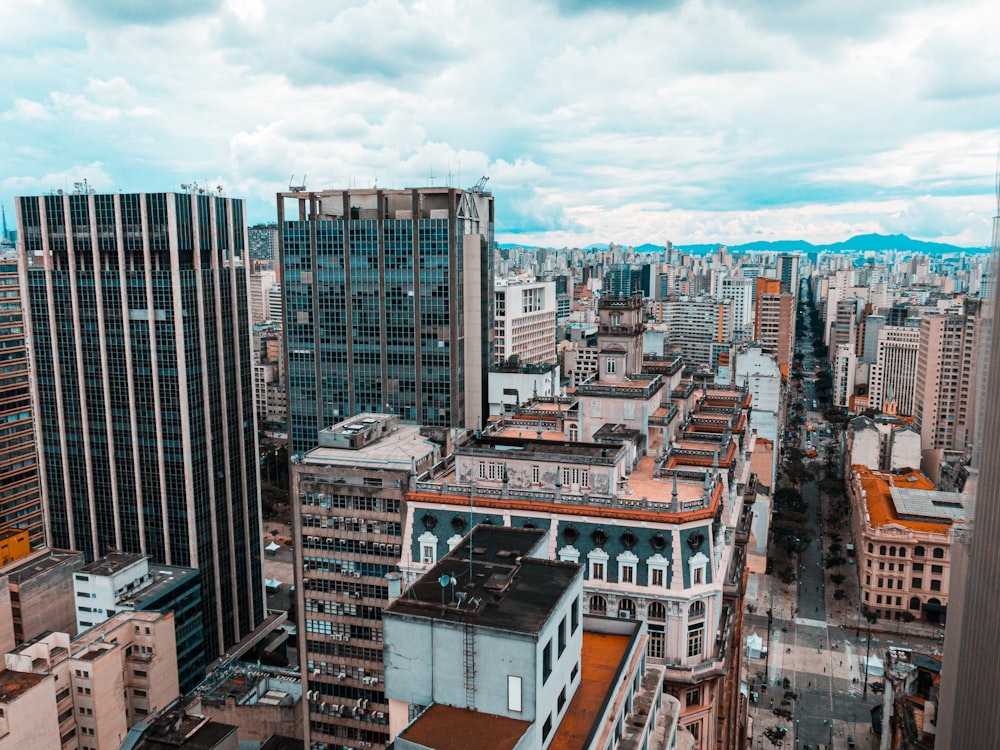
[0,0,995,247]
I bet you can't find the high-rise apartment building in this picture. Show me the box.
[16,191,264,663]
[291,414,445,749]
[754,277,795,379]
[777,253,799,294]
[868,324,920,416]
[913,299,982,483]
[277,187,494,456]
[493,275,557,367]
[0,255,44,546]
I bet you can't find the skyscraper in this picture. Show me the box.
[936,206,1000,749]
[277,186,494,456]
[16,190,264,662]
[0,254,44,546]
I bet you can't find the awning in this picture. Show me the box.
[265,541,281,553]
[265,578,282,589]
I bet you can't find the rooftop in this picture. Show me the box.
[2,548,83,584]
[856,467,967,533]
[398,704,532,750]
[81,551,146,576]
[458,436,624,463]
[299,419,438,469]
[549,630,633,750]
[0,668,46,703]
[387,527,579,634]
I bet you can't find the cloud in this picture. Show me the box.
[2,99,53,121]
[0,0,994,248]
[70,0,223,25]
[2,163,113,197]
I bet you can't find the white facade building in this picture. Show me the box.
[494,276,557,367]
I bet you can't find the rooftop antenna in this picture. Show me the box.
[289,175,307,193]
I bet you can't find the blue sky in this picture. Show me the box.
[1,0,997,247]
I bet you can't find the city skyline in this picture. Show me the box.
[1,0,997,249]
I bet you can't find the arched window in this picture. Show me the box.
[909,597,921,611]
[868,543,874,554]
[889,546,896,557]
[933,547,945,559]
[618,598,637,619]
[879,545,887,556]
[648,601,666,621]
[689,600,705,619]
[898,548,906,558]
[568,424,579,442]
[914,546,925,557]
[589,594,607,614]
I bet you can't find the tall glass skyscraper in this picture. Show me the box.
[16,191,264,662]
[277,187,494,455]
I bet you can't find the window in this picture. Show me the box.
[588,548,609,581]
[651,568,665,587]
[930,579,942,592]
[531,465,540,484]
[558,686,567,712]
[913,562,924,572]
[507,676,522,712]
[542,714,553,740]
[877,595,883,604]
[686,687,701,707]
[572,597,581,632]
[909,597,921,610]
[931,565,943,575]
[687,601,705,658]
[933,547,945,559]
[648,624,665,660]
[589,594,607,614]
[912,578,922,589]
[606,358,616,374]
[880,545,887,556]
[914,546,925,557]
[648,601,666,621]
[618,551,638,584]
[559,616,567,655]
[418,531,438,564]
[618,598,636,619]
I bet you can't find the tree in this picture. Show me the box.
[830,572,846,585]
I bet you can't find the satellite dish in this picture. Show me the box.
[439,574,452,588]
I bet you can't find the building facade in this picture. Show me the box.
[0,255,44,547]
[493,275,557,367]
[278,186,494,456]
[16,191,264,663]
[291,414,445,750]
[849,466,967,624]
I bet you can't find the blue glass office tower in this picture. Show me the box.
[16,191,264,664]
[277,187,494,455]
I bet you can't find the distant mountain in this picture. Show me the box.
[673,233,985,255]
[499,233,987,254]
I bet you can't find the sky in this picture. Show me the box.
[1,0,998,248]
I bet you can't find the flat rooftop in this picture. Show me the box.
[0,668,46,703]
[549,631,632,750]
[300,422,438,469]
[81,551,145,575]
[387,527,579,634]
[459,436,623,463]
[2,549,82,584]
[398,704,532,750]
